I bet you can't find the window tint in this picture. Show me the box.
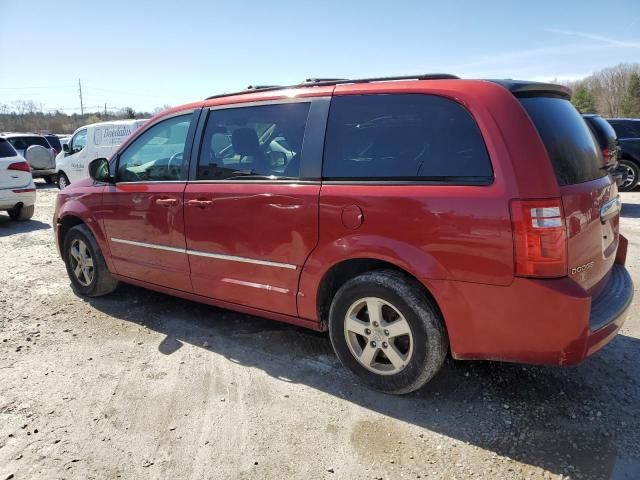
[520,97,606,186]
[7,136,50,150]
[322,94,492,182]
[583,116,617,150]
[610,121,640,139]
[197,102,310,180]
[0,138,17,158]
[117,114,192,182]
[69,129,87,154]
[45,135,62,151]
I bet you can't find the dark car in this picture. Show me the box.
[607,118,640,191]
[44,134,62,155]
[52,75,632,394]
[582,114,624,188]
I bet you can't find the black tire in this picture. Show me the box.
[57,172,70,190]
[7,204,34,221]
[328,270,448,394]
[44,175,57,184]
[63,224,118,297]
[619,159,639,192]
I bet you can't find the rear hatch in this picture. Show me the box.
[520,97,619,295]
[6,135,54,169]
[0,139,31,189]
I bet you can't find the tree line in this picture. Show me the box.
[568,63,640,118]
[0,101,163,134]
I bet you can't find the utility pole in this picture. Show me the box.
[78,78,84,116]
[104,103,107,116]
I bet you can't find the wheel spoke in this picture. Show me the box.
[366,298,383,325]
[384,343,407,370]
[74,263,82,279]
[82,267,92,283]
[84,257,94,268]
[70,245,80,261]
[79,241,88,259]
[385,317,411,338]
[345,315,369,337]
[358,343,378,367]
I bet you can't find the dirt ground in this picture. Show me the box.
[1,182,639,480]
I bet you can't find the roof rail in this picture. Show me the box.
[205,73,459,100]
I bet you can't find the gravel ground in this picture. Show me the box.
[1,182,639,480]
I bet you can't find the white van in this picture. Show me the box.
[55,119,147,189]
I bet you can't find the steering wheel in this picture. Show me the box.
[167,152,183,176]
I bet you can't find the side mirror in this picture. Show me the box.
[62,143,70,153]
[88,158,113,183]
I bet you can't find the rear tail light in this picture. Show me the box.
[602,148,609,160]
[8,161,31,172]
[510,199,567,277]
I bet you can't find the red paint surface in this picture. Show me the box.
[53,79,631,366]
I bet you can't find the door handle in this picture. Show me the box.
[156,197,178,207]
[186,199,214,208]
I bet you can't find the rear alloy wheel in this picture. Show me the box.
[344,297,414,375]
[619,159,639,192]
[329,270,448,394]
[57,172,70,190]
[44,175,57,185]
[63,224,118,296]
[7,204,34,221]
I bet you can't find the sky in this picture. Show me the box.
[1,0,639,113]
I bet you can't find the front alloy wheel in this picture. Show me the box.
[69,238,94,286]
[344,297,414,375]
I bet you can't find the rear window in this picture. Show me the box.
[45,135,62,150]
[609,121,640,139]
[0,138,17,158]
[519,97,606,186]
[584,116,617,149]
[7,136,51,150]
[323,94,493,183]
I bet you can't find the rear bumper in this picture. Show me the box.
[427,258,633,366]
[0,185,36,210]
[31,168,57,178]
[585,265,633,357]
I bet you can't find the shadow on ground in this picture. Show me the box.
[0,215,50,236]
[84,283,640,479]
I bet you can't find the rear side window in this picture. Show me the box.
[322,94,493,183]
[519,97,605,186]
[197,102,310,180]
[7,136,50,150]
[610,121,640,139]
[45,135,62,150]
[0,138,17,158]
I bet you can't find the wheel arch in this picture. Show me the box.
[311,257,446,333]
[56,206,114,272]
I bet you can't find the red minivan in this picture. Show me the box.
[53,75,633,394]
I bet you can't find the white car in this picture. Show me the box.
[56,119,147,189]
[0,137,35,221]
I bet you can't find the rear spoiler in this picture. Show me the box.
[488,80,572,100]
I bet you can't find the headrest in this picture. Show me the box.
[231,128,260,156]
